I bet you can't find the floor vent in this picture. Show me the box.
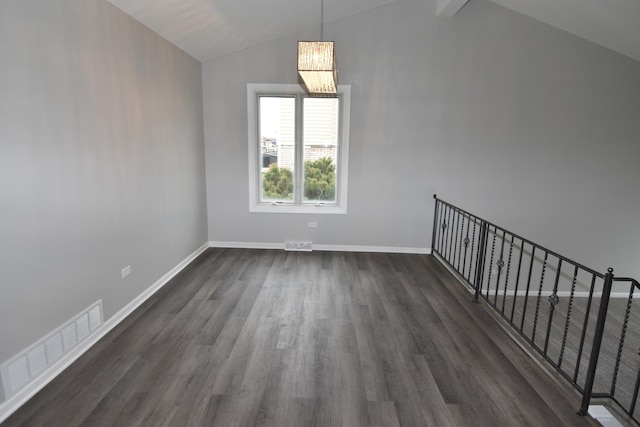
[284,241,313,252]
[0,301,103,398]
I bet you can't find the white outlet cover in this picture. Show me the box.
[121,265,132,278]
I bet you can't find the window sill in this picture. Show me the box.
[249,204,347,214]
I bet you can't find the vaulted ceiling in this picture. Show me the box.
[106,0,640,63]
[489,0,640,62]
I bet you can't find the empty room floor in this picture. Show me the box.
[2,248,599,426]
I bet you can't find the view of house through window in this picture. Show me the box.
[258,95,339,205]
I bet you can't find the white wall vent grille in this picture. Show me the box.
[27,345,47,377]
[0,301,103,398]
[6,358,29,394]
[45,333,64,365]
[284,241,313,251]
[76,313,90,341]
[61,324,77,352]
[88,305,101,332]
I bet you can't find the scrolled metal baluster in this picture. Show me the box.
[444,207,451,259]
[469,220,477,283]
[573,274,598,384]
[473,221,488,303]
[462,226,471,280]
[453,212,460,267]
[558,266,578,368]
[531,253,549,345]
[487,229,497,299]
[609,281,635,396]
[495,258,505,305]
[494,230,506,305]
[545,291,560,356]
[509,239,525,325]
[457,214,465,270]
[501,235,515,314]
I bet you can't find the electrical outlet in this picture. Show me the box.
[308,222,318,228]
[121,265,132,279]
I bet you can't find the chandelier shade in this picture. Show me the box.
[297,41,337,95]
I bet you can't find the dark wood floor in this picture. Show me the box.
[2,249,599,427]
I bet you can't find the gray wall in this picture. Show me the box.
[0,0,208,381]
[203,0,640,278]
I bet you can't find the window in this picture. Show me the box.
[247,84,351,214]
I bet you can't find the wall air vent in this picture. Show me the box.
[284,241,313,252]
[0,301,103,398]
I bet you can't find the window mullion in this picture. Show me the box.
[294,95,304,205]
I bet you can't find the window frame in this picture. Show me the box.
[247,84,351,214]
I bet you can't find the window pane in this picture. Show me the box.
[303,97,339,203]
[259,96,295,202]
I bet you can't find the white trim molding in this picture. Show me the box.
[209,241,430,255]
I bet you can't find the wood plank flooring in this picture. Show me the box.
[1,249,599,426]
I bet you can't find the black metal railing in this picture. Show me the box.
[431,195,640,424]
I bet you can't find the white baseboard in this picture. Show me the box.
[0,242,209,424]
[209,241,284,250]
[209,241,431,255]
[314,244,430,254]
[103,242,209,332]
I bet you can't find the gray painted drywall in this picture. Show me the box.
[203,0,640,278]
[0,0,207,382]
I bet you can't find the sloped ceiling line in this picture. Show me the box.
[107,0,640,62]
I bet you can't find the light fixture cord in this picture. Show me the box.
[320,0,324,41]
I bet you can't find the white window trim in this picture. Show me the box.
[247,83,351,214]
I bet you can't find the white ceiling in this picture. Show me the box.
[106,0,400,62]
[106,0,640,63]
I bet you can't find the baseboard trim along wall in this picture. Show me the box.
[209,241,431,255]
[0,242,210,424]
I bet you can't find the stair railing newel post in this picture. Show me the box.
[431,195,439,254]
[473,220,488,303]
[579,267,615,416]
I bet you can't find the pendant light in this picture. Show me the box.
[297,0,337,95]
